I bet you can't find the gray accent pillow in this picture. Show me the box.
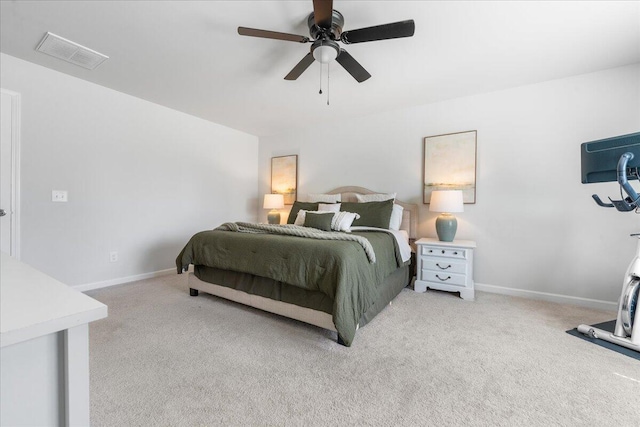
[303,212,334,231]
[287,201,319,224]
[340,200,394,229]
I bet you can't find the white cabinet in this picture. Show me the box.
[414,238,476,301]
[1,252,107,426]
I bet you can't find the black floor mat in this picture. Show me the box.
[566,320,640,361]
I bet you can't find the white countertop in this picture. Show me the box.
[1,252,107,348]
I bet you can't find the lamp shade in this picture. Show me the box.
[263,194,284,210]
[429,190,464,213]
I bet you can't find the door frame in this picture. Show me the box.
[1,88,21,259]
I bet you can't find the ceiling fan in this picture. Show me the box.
[238,0,415,83]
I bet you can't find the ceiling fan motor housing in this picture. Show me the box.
[307,10,344,40]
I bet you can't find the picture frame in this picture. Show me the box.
[423,130,477,204]
[271,155,298,205]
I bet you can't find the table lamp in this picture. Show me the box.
[263,194,284,224]
[429,190,464,242]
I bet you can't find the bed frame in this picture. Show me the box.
[186,186,418,343]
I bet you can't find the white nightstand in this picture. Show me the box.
[414,238,476,301]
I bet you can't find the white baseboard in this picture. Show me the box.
[74,268,175,293]
[475,282,617,312]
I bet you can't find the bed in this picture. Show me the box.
[176,186,418,346]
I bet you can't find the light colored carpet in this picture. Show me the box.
[87,275,640,426]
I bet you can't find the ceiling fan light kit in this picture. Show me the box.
[312,40,339,63]
[238,0,415,84]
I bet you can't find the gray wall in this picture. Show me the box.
[1,53,259,287]
[259,64,640,307]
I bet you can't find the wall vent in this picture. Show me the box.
[36,32,108,70]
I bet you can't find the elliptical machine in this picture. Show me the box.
[578,150,640,352]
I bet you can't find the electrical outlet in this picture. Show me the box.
[109,251,118,262]
[52,190,68,202]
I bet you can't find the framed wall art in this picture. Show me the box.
[271,155,298,205]
[424,130,477,204]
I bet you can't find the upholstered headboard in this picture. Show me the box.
[325,186,418,239]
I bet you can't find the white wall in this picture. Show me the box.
[1,53,259,288]
[259,64,640,306]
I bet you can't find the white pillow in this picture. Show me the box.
[307,193,341,203]
[294,209,308,226]
[332,211,360,232]
[355,192,396,202]
[318,203,341,212]
[389,204,404,231]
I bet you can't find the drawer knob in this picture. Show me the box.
[436,263,451,270]
[441,250,445,254]
[436,274,451,281]
[428,249,433,253]
[454,251,458,255]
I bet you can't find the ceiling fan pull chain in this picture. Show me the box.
[327,62,330,106]
[319,62,323,95]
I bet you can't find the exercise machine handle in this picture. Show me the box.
[591,194,614,208]
[592,152,639,212]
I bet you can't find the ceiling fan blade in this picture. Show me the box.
[335,50,371,83]
[238,27,309,43]
[341,20,415,44]
[284,52,315,80]
[313,0,334,28]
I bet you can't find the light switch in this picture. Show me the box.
[52,190,68,202]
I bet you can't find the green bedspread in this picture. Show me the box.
[176,224,406,346]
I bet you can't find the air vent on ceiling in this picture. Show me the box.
[36,32,108,70]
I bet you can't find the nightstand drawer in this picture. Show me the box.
[422,259,466,275]
[421,246,466,259]
[421,271,466,287]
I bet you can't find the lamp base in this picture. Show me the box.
[435,213,457,242]
[267,210,281,225]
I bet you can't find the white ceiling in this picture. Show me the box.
[1,1,639,137]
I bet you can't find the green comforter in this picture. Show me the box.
[176,224,406,346]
